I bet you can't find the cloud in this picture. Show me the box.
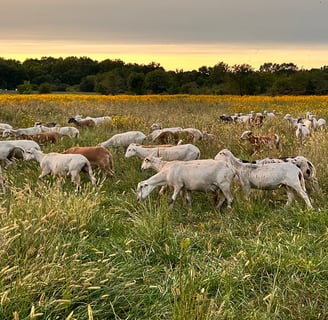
[1,0,328,44]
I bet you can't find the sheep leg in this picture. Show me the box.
[292,186,313,208]
[285,187,295,206]
[158,185,167,196]
[169,185,183,209]
[182,190,192,207]
[217,185,233,209]
[70,171,81,190]
[38,169,51,179]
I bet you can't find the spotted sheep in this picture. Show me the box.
[252,155,319,192]
[240,130,282,155]
[214,149,313,208]
[68,117,96,128]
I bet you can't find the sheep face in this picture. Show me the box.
[125,144,137,158]
[23,150,36,161]
[137,181,152,200]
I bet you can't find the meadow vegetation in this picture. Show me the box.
[0,94,327,319]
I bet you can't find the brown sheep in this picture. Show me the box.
[68,117,96,128]
[16,132,63,145]
[240,130,282,155]
[62,146,115,178]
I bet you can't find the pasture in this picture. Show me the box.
[0,94,328,319]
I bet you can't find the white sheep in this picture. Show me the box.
[284,114,299,128]
[0,141,25,167]
[99,131,147,148]
[85,116,112,125]
[125,143,200,161]
[214,149,313,208]
[2,126,42,138]
[137,159,235,210]
[252,155,319,192]
[295,123,311,142]
[23,149,96,190]
[0,123,13,130]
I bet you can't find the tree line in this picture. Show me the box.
[1,56,328,95]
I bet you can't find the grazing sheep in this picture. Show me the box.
[68,117,96,128]
[23,149,96,190]
[0,141,25,167]
[137,159,235,210]
[263,110,276,119]
[2,126,42,138]
[16,131,63,145]
[214,149,313,208]
[57,126,80,138]
[240,130,282,155]
[99,131,147,148]
[62,146,115,178]
[125,143,200,161]
[253,155,319,191]
[148,126,183,142]
[85,116,112,125]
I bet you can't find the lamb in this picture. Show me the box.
[137,159,235,210]
[125,143,200,161]
[214,149,313,208]
[99,131,147,148]
[62,146,115,178]
[68,117,96,128]
[240,130,282,155]
[23,148,97,190]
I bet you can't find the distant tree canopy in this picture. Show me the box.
[1,56,328,95]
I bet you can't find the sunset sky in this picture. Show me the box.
[2,0,328,71]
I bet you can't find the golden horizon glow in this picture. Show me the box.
[2,40,328,71]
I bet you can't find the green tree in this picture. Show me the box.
[127,72,145,94]
[144,70,170,94]
[95,70,125,95]
[38,82,52,93]
[17,80,33,94]
[80,75,96,92]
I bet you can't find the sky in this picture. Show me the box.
[1,0,328,71]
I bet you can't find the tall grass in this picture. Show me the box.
[0,94,327,319]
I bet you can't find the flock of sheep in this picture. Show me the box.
[0,110,324,210]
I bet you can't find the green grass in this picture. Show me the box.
[0,95,327,319]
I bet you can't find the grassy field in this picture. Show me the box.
[0,94,327,319]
